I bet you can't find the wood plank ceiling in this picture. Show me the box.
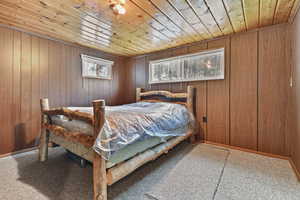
[0,0,298,56]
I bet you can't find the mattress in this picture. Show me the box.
[51,102,194,160]
[50,115,173,168]
[49,132,172,168]
[107,136,172,168]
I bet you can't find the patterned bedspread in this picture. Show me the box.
[69,102,194,160]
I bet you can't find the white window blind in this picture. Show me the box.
[149,48,224,84]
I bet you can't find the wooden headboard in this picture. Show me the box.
[136,86,195,114]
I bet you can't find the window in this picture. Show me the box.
[81,54,113,80]
[149,48,224,84]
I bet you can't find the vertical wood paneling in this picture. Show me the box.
[125,24,290,156]
[207,38,230,144]
[289,8,300,175]
[31,36,40,146]
[48,41,60,107]
[125,57,136,103]
[135,56,147,89]
[39,38,49,100]
[230,31,258,150]
[0,28,13,153]
[70,47,88,106]
[12,30,21,151]
[0,26,127,155]
[65,45,72,106]
[116,57,128,105]
[258,27,289,156]
[284,28,292,156]
[60,44,67,106]
[0,23,292,157]
[20,33,32,148]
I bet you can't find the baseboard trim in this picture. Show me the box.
[202,141,290,160]
[0,147,38,159]
[289,158,300,181]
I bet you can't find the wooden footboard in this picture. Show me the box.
[39,99,107,200]
[39,86,196,200]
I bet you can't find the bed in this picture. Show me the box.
[39,86,197,200]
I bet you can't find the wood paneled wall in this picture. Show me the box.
[258,27,290,156]
[0,26,127,155]
[289,9,300,176]
[230,32,258,150]
[0,23,293,158]
[125,24,291,156]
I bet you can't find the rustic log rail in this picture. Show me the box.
[39,86,196,200]
[138,89,188,99]
[42,107,94,125]
[42,124,95,148]
[106,129,193,186]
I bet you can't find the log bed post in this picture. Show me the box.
[136,88,142,102]
[92,100,107,200]
[187,86,196,143]
[39,98,50,162]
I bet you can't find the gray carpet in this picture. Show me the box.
[214,149,300,200]
[0,143,299,200]
[145,145,229,200]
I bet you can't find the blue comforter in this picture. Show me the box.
[93,102,194,160]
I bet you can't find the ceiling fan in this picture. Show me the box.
[109,0,126,15]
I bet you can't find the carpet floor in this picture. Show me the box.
[0,142,299,200]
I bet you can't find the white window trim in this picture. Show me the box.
[149,48,225,84]
[81,54,114,80]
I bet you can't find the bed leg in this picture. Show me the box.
[39,98,50,162]
[189,135,196,144]
[93,153,107,200]
[39,128,49,162]
[92,100,107,200]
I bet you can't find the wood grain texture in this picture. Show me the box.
[31,36,41,148]
[12,30,21,151]
[273,0,296,24]
[243,0,259,30]
[20,32,33,148]
[230,31,258,150]
[42,108,94,125]
[207,38,230,144]
[39,98,49,162]
[0,0,298,55]
[260,0,278,26]
[288,7,300,178]
[222,0,247,32]
[125,24,290,156]
[0,27,13,154]
[0,25,127,155]
[92,99,107,200]
[258,26,290,156]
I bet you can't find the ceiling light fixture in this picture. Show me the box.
[109,0,126,15]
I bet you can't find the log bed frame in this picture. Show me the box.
[39,86,196,200]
